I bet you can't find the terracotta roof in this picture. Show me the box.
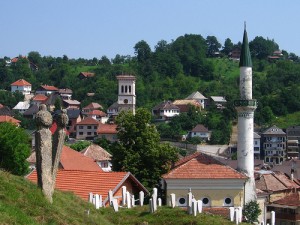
[11,79,31,86]
[81,144,112,161]
[87,110,106,117]
[83,102,103,110]
[255,171,300,192]
[191,124,209,133]
[0,115,20,125]
[58,88,73,94]
[63,99,81,105]
[97,124,117,134]
[173,99,201,106]
[40,85,59,91]
[79,72,95,78]
[163,152,246,179]
[76,117,99,125]
[32,94,48,102]
[0,106,14,116]
[272,192,300,207]
[27,170,148,203]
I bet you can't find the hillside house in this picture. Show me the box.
[81,144,112,172]
[82,102,103,114]
[65,109,82,138]
[254,132,261,159]
[58,88,73,100]
[209,96,227,109]
[173,99,201,113]
[31,94,48,106]
[262,125,286,165]
[13,101,30,114]
[36,85,59,96]
[76,117,99,140]
[152,101,180,120]
[286,126,300,159]
[62,99,81,109]
[185,91,207,109]
[85,110,108,123]
[11,79,32,95]
[23,104,39,119]
[78,72,95,79]
[162,152,246,208]
[97,124,118,142]
[188,124,211,142]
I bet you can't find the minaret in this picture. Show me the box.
[234,24,257,204]
[117,75,136,115]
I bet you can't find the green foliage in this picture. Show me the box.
[69,140,91,152]
[243,200,261,224]
[0,90,24,108]
[0,122,31,175]
[110,108,179,190]
[249,36,279,60]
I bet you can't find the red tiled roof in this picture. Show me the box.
[60,145,101,171]
[76,117,100,125]
[0,115,21,125]
[97,124,117,134]
[0,104,4,109]
[32,94,48,101]
[87,110,106,117]
[163,152,246,179]
[11,79,31,86]
[83,102,103,110]
[79,72,95,78]
[41,85,59,91]
[272,192,300,206]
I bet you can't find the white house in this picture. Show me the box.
[36,85,59,96]
[189,124,211,142]
[185,91,207,109]
[152,101,180,120]
[11,79,32,95]
[76,117,100,140]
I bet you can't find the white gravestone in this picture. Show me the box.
[112,199,119,212]
[229,207,235,222]
[170,193,176,208]
[139,191,144,206]
[192,199,197,217]
[158,198,162,207]
[126,191,131,208]
[197,200,203,213]
[271,211,275,225]
[122,186,127,206]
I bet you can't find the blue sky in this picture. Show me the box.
[1,1,299,59]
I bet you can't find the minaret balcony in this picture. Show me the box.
[234,99,257,107]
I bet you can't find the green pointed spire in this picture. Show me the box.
[239,23,252,67]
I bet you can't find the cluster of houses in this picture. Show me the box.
[1,73,300,224]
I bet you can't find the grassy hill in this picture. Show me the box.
[0,170,248,225]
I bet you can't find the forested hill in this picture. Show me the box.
[0,34,300,126]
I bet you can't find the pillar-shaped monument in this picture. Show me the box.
[234,25,257,203]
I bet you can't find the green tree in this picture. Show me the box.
[206,36,221,57]
[243,200,261,223]
[110,108,178,190]
[28,51,42,66]
[69,140,91,152]
[0,122,31,175]
[222,38,234,56]
[249,36,279,60]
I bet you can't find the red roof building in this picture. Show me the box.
[97,124,118,142]
[163,152,246,208]
[11,79,32,95]
[26,145,148,205]
[78,72,95,79]
[76,117,100,140]
[0,115,21,126]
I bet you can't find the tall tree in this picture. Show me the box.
[222,38,234,56]
[110,108,178,189]
[249,36,279,60]
[0,122,31,175]
[206,36,221,57]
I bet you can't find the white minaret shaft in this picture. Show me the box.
[235,25,257,204]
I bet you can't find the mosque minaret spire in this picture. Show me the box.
[234,23,257,203]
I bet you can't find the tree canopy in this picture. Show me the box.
[0,122,31,175]
[110,108,179,190]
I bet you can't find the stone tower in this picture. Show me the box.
[117,75,136,115]
[234,25,257,204]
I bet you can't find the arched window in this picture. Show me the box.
[121,85,124,93]
[129,85,131,93]
[125,85,128,93]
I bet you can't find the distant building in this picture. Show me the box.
[152,101,180,120]
[173,99,201,113]
[58,88,73,100]
[188,124,211,142]
[262,125,286,165]
[78,72,95,79]
[11,79,32,95]
[36,85,59,96]
[76,117,99,140]
[97,124,118,142]
[210,96,227,109]
[185,91,207,109]
[13,101,30,114]
[286,126,300,159]
[254,132,261,159]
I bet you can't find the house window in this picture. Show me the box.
[79,126,83,129]
[94,126,97,129]
[125,85,128,93]
[87,132,92,135]
[254,141,257,145]
[79,132,83,135]
[121,85,124,93]
[129,85,131,93]
[87,126,92,129]
[94,132,97,135]
[102,162,108,168]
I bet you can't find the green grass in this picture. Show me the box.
[0,170,247,225]
[274,111,300,128]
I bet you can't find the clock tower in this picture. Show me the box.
[117,75,136,115]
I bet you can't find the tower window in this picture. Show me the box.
[129,85,131,93]
[121,85,124,93]
[125,85,128,93]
